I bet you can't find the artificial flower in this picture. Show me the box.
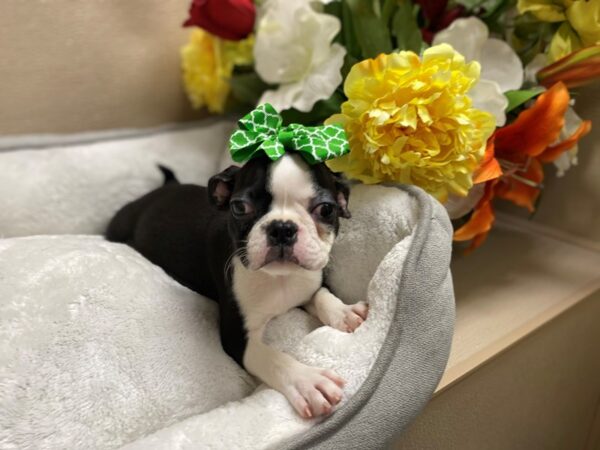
[444,139,502,218]
[325,44,496,202]
[181,29,254,113]
[517,0,569,22]
[566,0,600,47]
[524,53,549,85]
[184,0,255,41]
[253,0,345,112]
[433,17,524,126]
[543,106,592,176]
[518,0,600,61]
[537,44,600,88]
[454,82,591,249]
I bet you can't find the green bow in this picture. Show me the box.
[229,103,349,165]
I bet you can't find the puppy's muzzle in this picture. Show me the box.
[264,220,299,265]
[266,220,298,247]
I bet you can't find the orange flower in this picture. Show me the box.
[537,45,600,89]
[472,139,502,184]
[454,82,592,250]
[453,177,498,250]
[494,82,569,158]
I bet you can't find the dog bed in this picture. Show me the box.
[0,122,455,450]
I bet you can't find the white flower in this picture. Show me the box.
[445,184,485,219]
[554,106,582,177]
[433,17,524,127]
[524,53,549,86]
[254,0,346,112]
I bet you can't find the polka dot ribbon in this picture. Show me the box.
[229,103,349,165]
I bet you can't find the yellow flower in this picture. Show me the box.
[326,44,496,202]
[518,0,600,61]
[181,30,254,113]
[517,0,571,22]
[566,0,600,47]
[548,22,583,61]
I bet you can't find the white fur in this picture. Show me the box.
[233,258,322,331]
[305,287,369,333]
[235,155,350,417]
[245,154,334,272]
[234,252,347,417]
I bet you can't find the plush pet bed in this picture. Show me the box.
[0,122,455,450]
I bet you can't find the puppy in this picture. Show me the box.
[106,154,368,418]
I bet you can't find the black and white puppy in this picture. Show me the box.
[106,153,368,418]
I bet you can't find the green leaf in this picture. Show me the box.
[392,1,425,53]
[341,0,362,59]
[344,0,393,58]
[504,88,544,112]
[479,0,511,18]
[381,0,399,25]
[280,91,346,126]
[229,73,271,106]
[453,0,505,12]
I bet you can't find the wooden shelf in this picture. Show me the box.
[437,213,600,392]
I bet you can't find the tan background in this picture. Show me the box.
[395,291,600,450]
[0,0,202,135]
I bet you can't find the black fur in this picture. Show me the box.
[106,159,349,367]
[158,164,178,185]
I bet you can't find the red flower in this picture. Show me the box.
[183,0,255,41]
[415,0,465,43]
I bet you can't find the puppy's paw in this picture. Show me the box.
[328,301,369,333]
[283,366,345,419]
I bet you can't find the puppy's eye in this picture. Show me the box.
[312,202,336,220]
[230,200,254,217]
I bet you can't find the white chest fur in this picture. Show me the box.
[232,258,322,332]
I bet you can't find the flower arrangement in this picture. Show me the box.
[180,0,598,251]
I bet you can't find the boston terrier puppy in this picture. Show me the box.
[106,153,368,418]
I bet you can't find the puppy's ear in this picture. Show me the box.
[334,174,351,219]
[208,165,240,209]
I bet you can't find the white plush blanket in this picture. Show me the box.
[0,124,421,450]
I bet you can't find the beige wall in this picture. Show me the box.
[395,292,600,450]
[0,0,203,135]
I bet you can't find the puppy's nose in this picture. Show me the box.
[266,220,298,247]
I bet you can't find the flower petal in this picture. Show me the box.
[548,22,583,62]
[453,179,496,242]
[538,119,591,163]
[469,79,508,126]
[432,17,488,61]
[517,0,567,22]
[524,53,549,85]
[254,0,341,84]
[479,38,524,92]
[494,158,544,212]
[494,82,569,157]
[445,184,485,219]
[538,44,600,88]
[566,0,600,47]
[473,138,502,184]
[258,43,345,112]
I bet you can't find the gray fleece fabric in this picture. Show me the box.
[0,126,454,450]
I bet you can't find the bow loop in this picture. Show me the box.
[229,103,349,165]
